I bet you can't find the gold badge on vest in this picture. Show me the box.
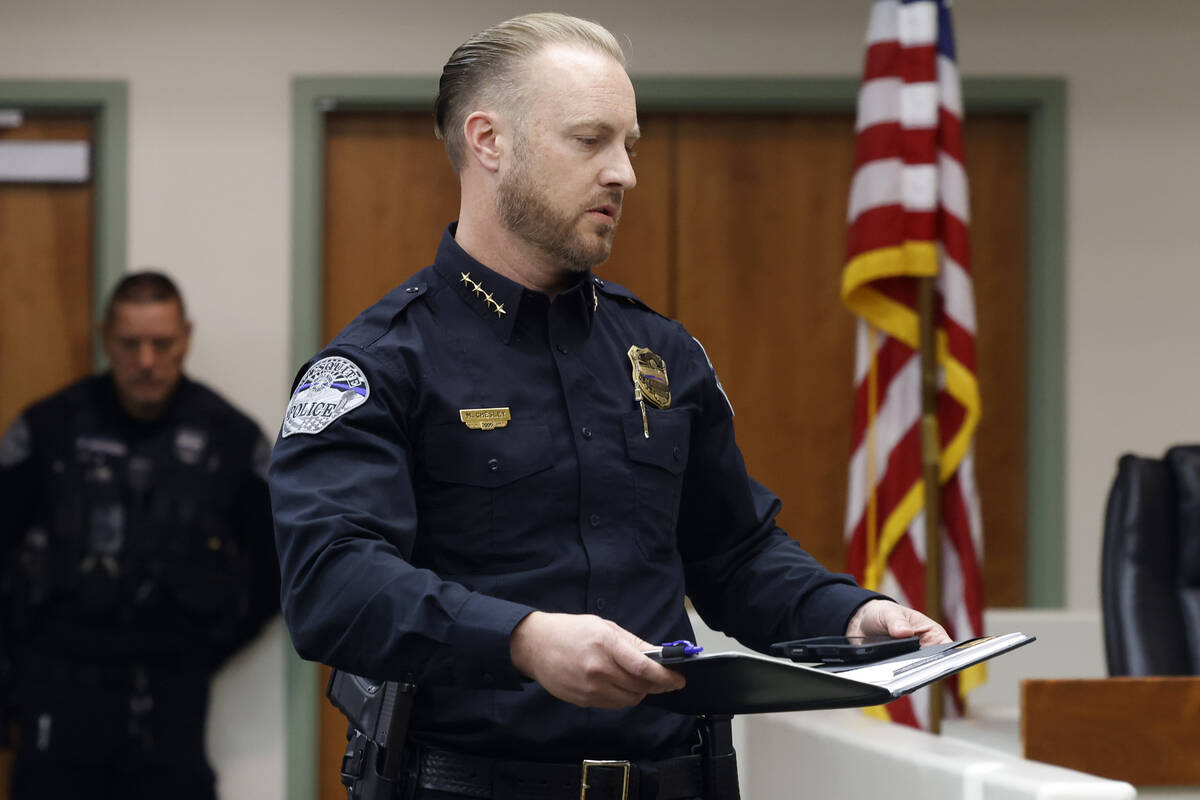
[626,345,670,438]
[460,408,512,430]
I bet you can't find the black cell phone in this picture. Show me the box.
[769,635,920,665]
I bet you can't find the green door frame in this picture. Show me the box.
[287,74,1067,800]
[0,80,129,366]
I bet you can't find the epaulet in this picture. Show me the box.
[591,275,669,320]
[338,279,430,349]
[390,279,430,314]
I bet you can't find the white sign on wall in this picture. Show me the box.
[0,140,90,183]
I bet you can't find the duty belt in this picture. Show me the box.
[413,745,705,800]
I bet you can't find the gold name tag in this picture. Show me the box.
[459,407,512,430]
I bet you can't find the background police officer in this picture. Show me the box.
[0,272,279,800]
[270,13,949,800]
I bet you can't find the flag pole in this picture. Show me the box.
[917,274,943,734]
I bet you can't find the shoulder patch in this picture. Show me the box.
[0,414,32,467]
[281,356,370,438]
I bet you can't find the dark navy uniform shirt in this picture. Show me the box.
[0,374,280,672]
[269,226,880,761]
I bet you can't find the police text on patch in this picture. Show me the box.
[281,356,370,438]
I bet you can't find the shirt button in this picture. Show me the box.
[589,513,600,527]
[581,427,592,440]
[595,597,607,611]
[405,286,419,293]
[482,672,495,686]
[673,446,681,461]
[556,345,569,355]
[488,458,500,472]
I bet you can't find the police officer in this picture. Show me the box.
[0,272,279,800]
[269,13,949,800]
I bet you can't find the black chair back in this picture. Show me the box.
[1101,445,1200,675]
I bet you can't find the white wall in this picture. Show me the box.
[3,0,1200,795]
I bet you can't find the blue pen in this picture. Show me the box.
[658,640,703,659]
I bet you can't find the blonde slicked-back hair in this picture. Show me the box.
[434,12,626,172]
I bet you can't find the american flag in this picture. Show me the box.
[842,0,985,728]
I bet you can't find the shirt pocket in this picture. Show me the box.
[623,407,691,559]
[420,420,557,574]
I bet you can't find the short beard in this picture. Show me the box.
[496,141,618,274]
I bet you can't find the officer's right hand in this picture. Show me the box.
[509,611,686,709]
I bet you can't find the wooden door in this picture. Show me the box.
[963,115,1030,607]
[0,113,95,431]
[317,108,1029,793]
[322,112,462,337]
[672,114,863,575]
[0,110,96,800]
[670,112,1028,605]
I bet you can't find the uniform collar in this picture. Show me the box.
[432,224,598,343]
[96,372,189,433]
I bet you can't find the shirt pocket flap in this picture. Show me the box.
[623,408,690,476]
[423,421,554,488]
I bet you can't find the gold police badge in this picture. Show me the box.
[627,345,670,438]
[627,346,670,408]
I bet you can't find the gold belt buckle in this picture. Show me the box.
[580,759,631,800]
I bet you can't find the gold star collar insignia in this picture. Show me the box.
[460,272,506,317]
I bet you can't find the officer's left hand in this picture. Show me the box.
[844,599,951,646]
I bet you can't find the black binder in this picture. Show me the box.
[644,632,1035,715]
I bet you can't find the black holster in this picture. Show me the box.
[340,727,406,800]
[698,714,740,800]
[327,671,416,800]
